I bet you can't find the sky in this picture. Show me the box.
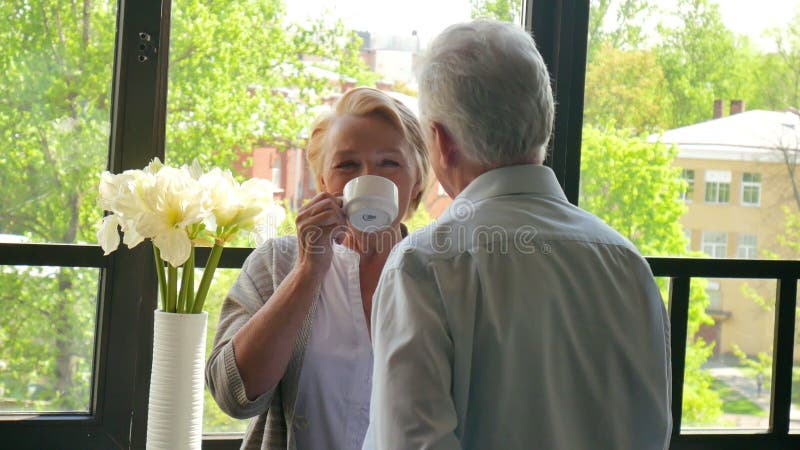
[716,0,798,49]
[285,0,474,47]
[286,0,799,51]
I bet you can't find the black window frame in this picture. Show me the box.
[1,0,799,448]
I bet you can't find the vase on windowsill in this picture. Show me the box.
[95,158,285,449]
[146,310,208,450]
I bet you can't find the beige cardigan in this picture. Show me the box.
[206,236,318,450]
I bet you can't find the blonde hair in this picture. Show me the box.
[306,87,430,218]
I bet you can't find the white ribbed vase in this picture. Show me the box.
[146,310,208,450]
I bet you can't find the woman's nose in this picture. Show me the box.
[360,164,378,177]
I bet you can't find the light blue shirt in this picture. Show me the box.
[364,164,672,450]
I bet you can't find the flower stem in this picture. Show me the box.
[177,247,195,313]
[153,246,167,311]
[167,264,178,313]
[192,243,224,314]
[188,257,195,311]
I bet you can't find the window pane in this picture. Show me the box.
[580,0,800,261]
[202,268,248,434]
[791,280,800,432]
[165,0,523,223]
[0,266,99,413]
[167,2,526,434]
[719,183,730,203]
[0,1,117,244]
[736,234,757,259]
[681,169,695,201]
[682,278,775,431]
[702,231,727,258]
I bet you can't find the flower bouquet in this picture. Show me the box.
[96,157,284,313]
[96,158,283,450]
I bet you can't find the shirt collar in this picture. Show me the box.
[454,164,568,204]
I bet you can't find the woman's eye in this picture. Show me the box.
[335,161,358,169]
[381,160,401,167]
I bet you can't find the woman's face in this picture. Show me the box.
[320,114,420,225]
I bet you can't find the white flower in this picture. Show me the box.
[96,214,121,255]
[199,168,241,233]
[199,171,280,241]
[135,166,207,266]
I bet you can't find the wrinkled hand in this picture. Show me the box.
[294,192,347,277]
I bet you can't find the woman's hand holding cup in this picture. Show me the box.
[294,192,347,279]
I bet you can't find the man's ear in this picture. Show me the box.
[431,122,458,169]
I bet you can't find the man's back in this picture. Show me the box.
[367,165,672,450]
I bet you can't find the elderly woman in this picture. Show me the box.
[206,87,429,450]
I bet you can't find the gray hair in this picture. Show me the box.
[417,19,554,166]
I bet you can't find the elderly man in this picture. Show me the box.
[365,19,672,450]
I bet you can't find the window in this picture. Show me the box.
[706,280,721,310]
[163,0,526,437]
[5,0,800,447]
[704,170,731,204]
[0,0,117,417]
[737,233,758,259]
[272,157,282,188]
[702,231,728,258]
[741,172,761,206]
[680,169,695,202]
[683,229,692,252]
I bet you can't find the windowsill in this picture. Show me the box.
[706,308,732,319]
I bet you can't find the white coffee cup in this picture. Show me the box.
[343,175,399,232]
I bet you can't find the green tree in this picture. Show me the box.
[753,7,800,111]
[588,0,654,60]
[0,0,116,412]
[579,124,722,424]
[469,0,520,23]
[584,43,672,132]
[0,0,374,413]
[166,1,374,166]
[655,0,757,127]
[579,125,687,256]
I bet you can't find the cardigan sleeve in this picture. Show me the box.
[205,238,288,419]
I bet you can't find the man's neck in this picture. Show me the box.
[448,157,540,197]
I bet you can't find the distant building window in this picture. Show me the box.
[741,172,761,206]
[683,229,692,252]
[680,169,695,202]
[704,170,731,204]
[701,231,727,258]
[737,234,757,259]
[271,158,281,188]
[706,281,721,310]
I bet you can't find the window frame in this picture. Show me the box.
[737,233,758,259]
[0,0,170,447]
[2,0,800,448]
[701,231,728,258]
[680,169,695,202]
[704,170,732,204]
[741,172,762,207]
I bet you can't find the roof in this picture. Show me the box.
[648,109,800,162]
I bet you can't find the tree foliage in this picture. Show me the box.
[654,0,758,128]
[469,0,520,23]
[588,0,654,59]
[584,43,672,132]
[755,8,800,111]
